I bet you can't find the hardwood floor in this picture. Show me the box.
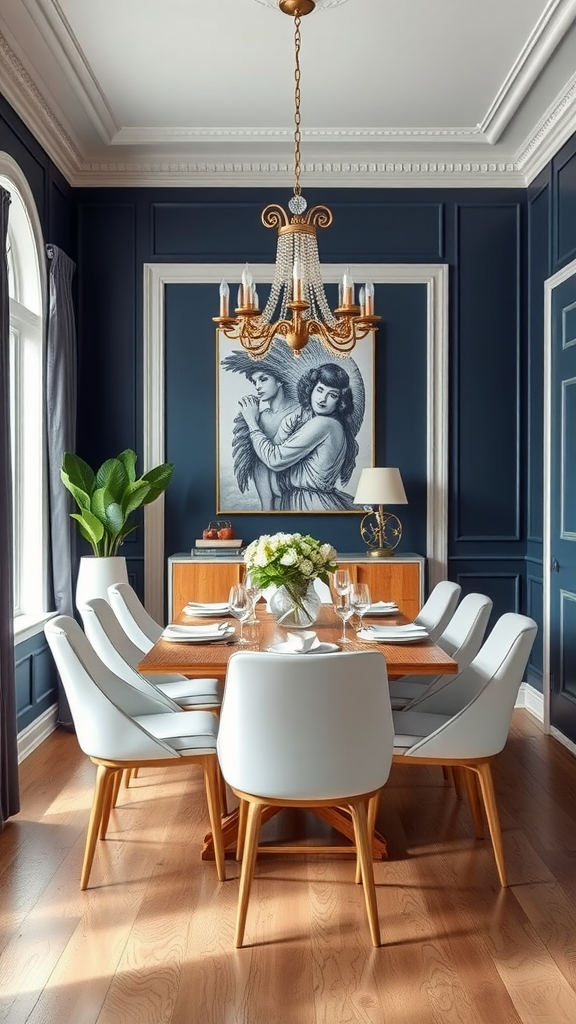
[1,709,576,1023]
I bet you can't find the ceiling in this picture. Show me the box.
[1,0,576,188]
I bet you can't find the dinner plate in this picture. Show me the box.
[366,601,399,615]
[267,641,340,655]
[183,602,230,616]
[161,622,233,638]
[357,629,428,645]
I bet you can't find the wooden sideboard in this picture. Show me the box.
[167,552,425,621]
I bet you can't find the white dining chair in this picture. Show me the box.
[412,580,461,641]
[44,615,226,888]
[389,592,493,709]
[80,597,222,710]
[217,649,394,947]
[392,612,538,886]
[107,581,164,650]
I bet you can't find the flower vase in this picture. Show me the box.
[269,580,322,628]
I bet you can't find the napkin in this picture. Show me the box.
[367,601,399,613]
[162,623,229,639]
[286,630,319,653]
[365,623,428,637]
[184,601,230,614]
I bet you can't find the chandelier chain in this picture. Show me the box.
[293,15,302,198]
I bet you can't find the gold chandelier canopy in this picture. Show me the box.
[213,0,379,358]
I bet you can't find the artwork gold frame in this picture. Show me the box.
[216,330,375,514]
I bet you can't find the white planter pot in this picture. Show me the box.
[75,555,129,612]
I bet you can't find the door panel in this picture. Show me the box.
[550,275,576,742]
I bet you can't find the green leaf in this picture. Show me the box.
[95,459,129,503]
[140,463,174,504]
[71,510,104,548]
[122,480,152,517]
[117,449,137,484]
[60,472,92,512]
[61,452,95,496]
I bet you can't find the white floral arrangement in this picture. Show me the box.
[244,532,338,594]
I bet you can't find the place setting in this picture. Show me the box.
[161,621,236,644]
[182,600,231,618]
[267,630,340,656]
[356,622,430,645]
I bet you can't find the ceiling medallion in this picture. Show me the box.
[214,0,378,358]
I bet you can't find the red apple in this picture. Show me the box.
[203,528,219,540]
[218,527,235,540]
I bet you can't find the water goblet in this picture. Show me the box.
[333,568,351,598]
[334,594,353,643]
[243,573,262,624]
[228,584,251,645]
[350,582,371,632]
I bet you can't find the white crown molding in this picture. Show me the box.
[112,125,489,146]
[0,29,81,181]
[516,70,576,182]
[70,159,526,189]
[480,0,576,143]
[17,0,118,142]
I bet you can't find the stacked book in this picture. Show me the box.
[192,538,244,557]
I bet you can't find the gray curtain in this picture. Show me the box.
[46,245,77,728]
[0,186,20,827]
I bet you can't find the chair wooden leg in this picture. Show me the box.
[474,761,508,887]
[81,764,112,890]
[123,768,133,788]
[462,767,484,838]
[442,765,451,781]
[355,793,379,884]
[451,766,465,801]
[111,770,122,808]
[236,798,248,862]
[349,800,381,947]
[235,801,262,948]
[202,756,226,882]
[99,769,120,839]
[219,766,228,818]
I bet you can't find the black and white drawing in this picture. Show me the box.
[216,335,375,513]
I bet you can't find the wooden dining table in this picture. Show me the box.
[138,603,459,861]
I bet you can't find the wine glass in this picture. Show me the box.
[350,582,371,632]
[228,584,251,645]
[243,573,262,624]
[333,568,351,598]
[333,594,353,643]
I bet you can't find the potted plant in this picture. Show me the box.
[61,449,174,607]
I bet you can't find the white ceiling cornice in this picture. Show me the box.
[1,1,575,189]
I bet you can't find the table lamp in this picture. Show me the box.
[353,467,408,557]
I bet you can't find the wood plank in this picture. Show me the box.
[2,712,576,1023]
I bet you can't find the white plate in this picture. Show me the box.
[365,602,399,616]
[267,641,340,655]
[162,627,235,643]
[357,629,428,645]
[183,602,230,616]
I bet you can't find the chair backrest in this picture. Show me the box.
[79,598,179,712]
[45,616,179,761]
[414,580,461,641]
[404,613,538,759]
[218,650,394,801]
[437,592,493,669]
[107,582,163,652]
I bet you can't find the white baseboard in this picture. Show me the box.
[516,681,544,721]
[17,704,58,762]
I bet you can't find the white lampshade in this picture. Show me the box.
[353,467,408,506]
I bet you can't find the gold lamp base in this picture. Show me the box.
[359,507,402,558]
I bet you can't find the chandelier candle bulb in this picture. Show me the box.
[242,264,253,307]
[293,257,303,301]
[219,280,230,318]
[365,280,374,316]
[236,284,243,310]
[359,286,366,316]
[342,267,354,307]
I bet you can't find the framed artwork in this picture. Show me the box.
[216,332,375,513]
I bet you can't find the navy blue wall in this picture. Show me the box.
[526,129,576,692]
[0,92,76,729]
[75,185,527,631]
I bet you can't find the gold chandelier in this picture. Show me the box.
[213,0,380,358]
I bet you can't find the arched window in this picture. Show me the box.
[0,155,48,626]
